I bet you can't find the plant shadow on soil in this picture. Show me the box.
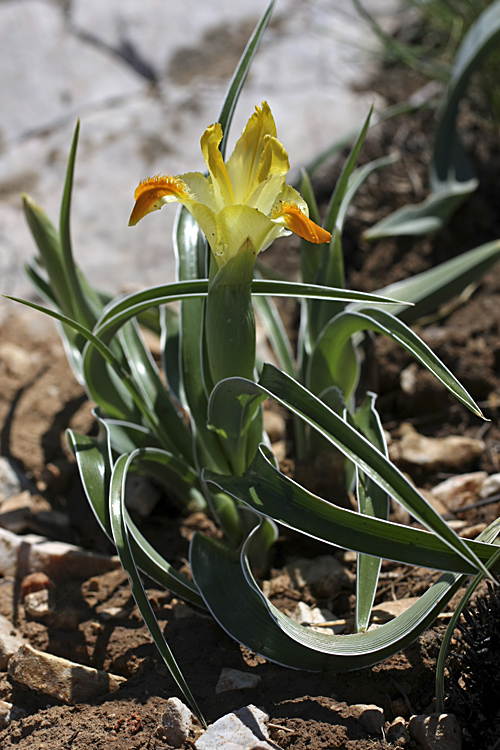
[1,63,500,749]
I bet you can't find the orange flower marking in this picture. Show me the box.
[274,201,331,244]
[129,103,331,264]
[129,175,189,226]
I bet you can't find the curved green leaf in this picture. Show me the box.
[190,521,463,670]
[66,426,204,608]
[110,453,205,725]
[307,307,483,415]
[206,365,490,576]
[365,0,500,238]
[206,445,500,575]
[353,394,390,632]
[364,239,500,323]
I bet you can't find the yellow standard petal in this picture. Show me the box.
[200,123,235,209]
[129,175,191,226]
[227,101,280,203]
[272,200,332,244]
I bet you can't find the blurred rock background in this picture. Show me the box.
[0,0,401,320]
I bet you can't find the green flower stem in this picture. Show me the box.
[205,241,260,475]
[205,241,256,384]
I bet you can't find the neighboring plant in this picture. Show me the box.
[360,0,500,238]
[8,0,500,724]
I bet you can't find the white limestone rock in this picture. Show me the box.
[0,458,23,503]
[0,527,120,580]
[216,668,261,694]
[350,704,385,735]
[431,472,487,512]
[389,424,485,471]
[8,643,126,704]
[0,0,144,142]
[195,704,279,749]
[155,697,202,747]
[0,614,27,671]
[286,555,353,596]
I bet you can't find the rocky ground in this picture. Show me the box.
[1,11,500,750]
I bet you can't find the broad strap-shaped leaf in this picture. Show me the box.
[110,453,205,725]
[206,445,500,575]
[119,318,194,463]
[94,279,402,333]
[22,194,73,318]
[206,365,491,577]
[352,394,390,632]
[207,376,266,476]
[190,520,464,671]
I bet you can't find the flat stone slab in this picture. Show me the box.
[8,644,126,704]
[0,0,401,314]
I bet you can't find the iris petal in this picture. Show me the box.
[129,175,190,226]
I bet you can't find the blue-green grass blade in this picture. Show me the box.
[217,0,276,159]
[110,453,205,725]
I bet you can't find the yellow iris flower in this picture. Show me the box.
[129,102,331,266]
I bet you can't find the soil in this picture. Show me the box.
[1,60,500,749]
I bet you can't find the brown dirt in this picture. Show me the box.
[1,62,500,749]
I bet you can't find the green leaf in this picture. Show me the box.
[119,318,194,463]
[308,307,483,416]
[206,444,500,575]
[110,453,205,725]
[190,521,465,670]
[253,295,296,378]
[160,305,182,402]
[67,427,204,607]
[363,239,500,324]
[365,0,500,238]
[206,365,491,577]
[352,394,390,633]
[22,195,73,318]
[217,0,276,159]
[58,120,96,328]
[324,107,373,235]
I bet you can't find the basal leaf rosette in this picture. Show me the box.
[129,101,331,267]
